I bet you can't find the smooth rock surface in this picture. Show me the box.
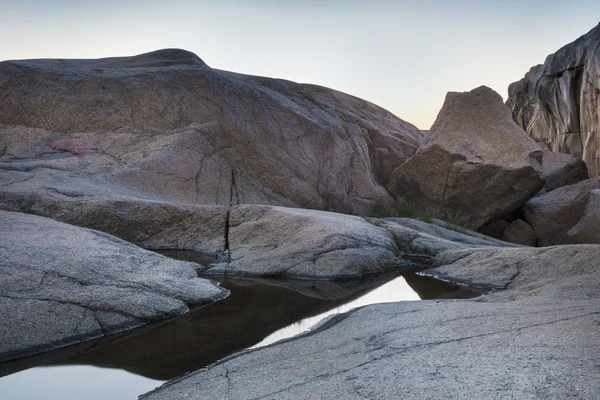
[0,49,423,216]
[388,86,544,229]
[507,23,600,178]
[0,211,228,362]
[540,149,589,192]
[567,189,600,244]
[142,243,600,399]
[523,178,600,246]
[501,218,536,246]
[203,206,514,279]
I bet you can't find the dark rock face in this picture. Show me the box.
[507,23,600,178]
[0,49,423,215]
[388,86,544,229]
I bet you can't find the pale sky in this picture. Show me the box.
[1,0,599,129]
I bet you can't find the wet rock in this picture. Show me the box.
[201,206,515,280]
[387,86,544,229]
[507,23,600,178]
[501,219,536,246]
[567,189,600,244]
[523,178,600,246]
[0,211,228,362]
[0,49,423,215]
[142,242,600,399]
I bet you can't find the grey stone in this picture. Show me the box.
[141,231,600,399]
[0,211,228,362]
[0,49,423,215]
[501,219,536,246]
[567,189,600,244]
[508,23,600,178]
[523,178,600,246]
[540,149,589,192]
[388,86,544,229]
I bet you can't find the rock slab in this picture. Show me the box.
[0,211,228,362]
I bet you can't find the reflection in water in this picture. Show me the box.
[0,365,162,400]
[0,255,482,400]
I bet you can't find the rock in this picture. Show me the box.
[205,205,410,279]
[567,189,600,244]
[540,149,589,192]
[201,205,516,280]
[0,210,228,362]
[523,178,600,246]
[501,219,536,246]
[387,86,544,229]
[141,244,600,399]
[0,49,423,215]
[507,23,600,178]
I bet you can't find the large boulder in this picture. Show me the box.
[567,189,600,244]
[202,205,515,279]
[0,49,423,215]
[0,211,228,362]
[523,178,600,246]
[507,23,600,178]
[539,149,589,192]
[387,86,544,229]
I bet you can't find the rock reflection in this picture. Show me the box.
[54,269,481,381]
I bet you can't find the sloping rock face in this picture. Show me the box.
[540,149,588,192]
[0,49,422,215]
[202,205,512,280]
[507,23,600,178]
[142,244,600,400]
[567,189,600,244]
[388,86,544,229]
[0,210,228,362]
[523,178,600,246]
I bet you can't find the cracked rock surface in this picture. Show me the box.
[387,86,544,229]
[0,48,423,216]
[507,22,600,178]
[142,242,600,399]
[0,210,228,362]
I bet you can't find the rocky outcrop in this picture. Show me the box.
[141,243,600,399]
[0,211,228,362]
[0,49,423,215]
[203,205,512,279]
[539,149,589,192]
[523,178,600,246]
[507,23,600,178]
[567,189,600,244]
[387,86,544,229]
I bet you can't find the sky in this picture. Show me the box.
[1,0,599,129]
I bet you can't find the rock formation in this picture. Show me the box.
[0,211,228,362]
[387,86,544,229]
[0,49,423,216]
[567,188,600,244]
[522,178,600,246]
[507,23,600,178]
[141,243,600,399]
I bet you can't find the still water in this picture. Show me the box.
[0,266,480,400]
